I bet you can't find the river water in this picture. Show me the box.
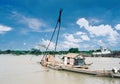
[0,54,120,84]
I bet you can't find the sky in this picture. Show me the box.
[0,0,120,51]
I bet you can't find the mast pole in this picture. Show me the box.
[41,9,63,62]
[54,9,63,57]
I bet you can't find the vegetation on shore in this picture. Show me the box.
[0,48,91,55]
[0,48,120,57]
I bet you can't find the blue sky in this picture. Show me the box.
[0,0,120,51]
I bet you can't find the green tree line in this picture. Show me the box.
[0,48,120,57]
[0,48,90,55]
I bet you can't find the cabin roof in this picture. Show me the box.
[64,53,79,58]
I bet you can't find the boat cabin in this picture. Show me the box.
[62,53,85,66]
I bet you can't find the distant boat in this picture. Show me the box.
[92,47,113,57]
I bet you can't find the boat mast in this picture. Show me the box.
[54,9,63,56]
[41,9,63,60]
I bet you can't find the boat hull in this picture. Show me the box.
[61,66,120,78]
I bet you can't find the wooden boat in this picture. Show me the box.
[60,53,120,78]
[40,53,120,78]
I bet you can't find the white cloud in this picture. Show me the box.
[64,34,81,43]
[57,34,81,50]
[76,18,120,46]
[75,31,86,35]
[12,11,45,31]
[75,31,90,41]
[40,39,55,50]
[39,33,81,50]
[0,25,12,34]
[77,18,115,36]
[58,32,91,50]
[35,18,120,50]
[76,18,89,28]
[81,34,90,41]
[22,17,45,31]
[39,39,80,50]
[115,24,120,30]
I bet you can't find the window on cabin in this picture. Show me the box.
[67,57,70,64]
[74,58,85,66]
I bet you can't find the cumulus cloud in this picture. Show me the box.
[36,18,120,50]
[64,34,81,43]
[75,31,86,35]
[77,18,89,28]
[81,35,90,41]
[40,39,55,50]
[57,33,82,50]
[40,34,81,50]
[0,25,12,34]
[76,18,120,46]
[75,31,90,41]
[115,24,120,30]
[53,31,91,50]
[77,18,115,36]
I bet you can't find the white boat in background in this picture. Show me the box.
[92,47,112,57]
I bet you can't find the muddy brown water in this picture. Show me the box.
[0,55,120,84]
